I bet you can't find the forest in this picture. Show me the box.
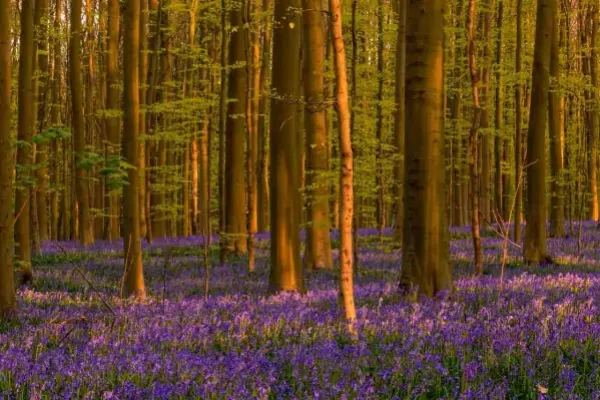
[1,0,600,397]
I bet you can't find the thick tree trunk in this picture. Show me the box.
[224,1,248,254]
[303,0,333,270]
[17,0,35,282]
[0,0,16,315]
[121,0,146,299]
[269,0,304,292]
[399,0,452,296]
[71,0,94,246]
[524,0,553,263]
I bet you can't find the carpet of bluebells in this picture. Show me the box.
[3,224,600,399]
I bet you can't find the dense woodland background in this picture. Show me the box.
[0,0,598,331]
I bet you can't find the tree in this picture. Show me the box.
[71,0,94,246]
[514,0,523,242]
[121,0,146,299]
[303,0,333,270]
[225,0,248,255]
[549,0,565,237]
[393,0,406,242]
[269,0,304,292]
[399,0,451,296]
[0,0,16,316]
[329,0,357,324]
[467,0,483,276]
[106,0,120,241]
[524,0,553,264]
[17,0,35,283]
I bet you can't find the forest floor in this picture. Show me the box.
[2,224,600,398]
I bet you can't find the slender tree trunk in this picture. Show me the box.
[0,0,16,315]
[494,0,504,218]
[524,0,553,263]
[303,0,333,270]
[375,0,385,240]
[329,0,357,326]
[107,0,120,241]
[17,0,35,282]
[139,0,149,239]
[35,0,50,243]
[257,0,271,233]
[71,0,94,246]
[467,0,483,276]
[50,0,62,241]
[121,0,146,299]
[480,2,492,222]
[589,6,599,222]
[549,0,565,237]
[514,0,523,242]
[269,0,304,292]
[218,0,227,264]
[399,0,451,296]
[393,0,406,241]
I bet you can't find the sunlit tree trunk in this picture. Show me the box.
[0,0,16,316]
[589,6,599,222]
[480,1,492,222]
[106,0,120,241]
[257,0,271,233]
[467,0,483,276]
[139,0,149,239]
[524,0,553,263]
[549,0,565,237]
[399,0,451,296]
[71,0,94,246]
[329,0,356,325]
[303,0,333,270]
[494,0,504,218]
[375,0,385,240]
[121,0,146,299]
[269,0,304,292]
[17,0,35,282]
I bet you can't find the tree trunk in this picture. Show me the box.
[494,0,504,218]
[589,6,599,222]
[50,0,62,241]
[467,0,483,276]
[329,0,357,326]
[480,2,492,222]
[269,0,304,292]
[139,0,149,239]
[71,0,94,246]
[0,0,16,315]
[399,0,451,296]
[106,0,120,241]
[17,0,35,282]
[549,0,565,237]
[514,0,523,242]
[35,0,50,243]
[393,0,406,241]
[303,0,333,270]
[224,0,248,254]
[524,0,553,263]
[257,0,271,233]
[121,0,146,299]
[375,0,385,240]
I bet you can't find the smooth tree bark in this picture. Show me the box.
[480,1,492,222]
[524,0,553,264]
[0,0,16,316]
[393,0,406,242]
[549,0,565,237]
[225,0,248,254]
[467,0,483,276]
[303,0,333,270]
[494,0,504,218]
[399,0,452,296]
[50,0,63,241]
[17,0,35,282]
[588,7,599,221]
[514,0,523,242]
[71,0,94,246]
[121,0,146,299]
[35,0,50,243]
[375,0,385,239]
[269,0,304,292]
[329,0,357,324]
[139,0,149,239]
[106,0,120,241]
